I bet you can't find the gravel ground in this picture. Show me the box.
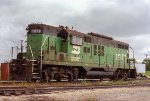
[1,86,150,101]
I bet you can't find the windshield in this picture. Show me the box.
[28,29,42,34]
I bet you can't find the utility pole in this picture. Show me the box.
[145,54,148,59]
[11,47,13,59]
[145,54,148,70]
[20,40,24,53]
[144,54,148,64]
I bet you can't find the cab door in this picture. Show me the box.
[83,44,92,64]
[98,45,105,66]
[48,37,56,60]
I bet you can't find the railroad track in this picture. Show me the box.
[1,82,150,96]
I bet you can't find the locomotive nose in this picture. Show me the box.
[27,34,43,60]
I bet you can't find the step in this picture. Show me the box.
[32,73,39,75]
[30,60,36,61]
[10,64,16,66]
[33,68,38,70]
[32,76,40,79]
[22,64,27,66]
[33,70,38,72]
[31,64,37,66]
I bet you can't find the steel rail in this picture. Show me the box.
[0,82,150,96]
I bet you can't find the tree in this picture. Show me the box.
[143,58,150,71]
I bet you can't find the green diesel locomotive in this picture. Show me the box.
[10,23,136,82]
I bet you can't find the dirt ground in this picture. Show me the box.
[0,86,150,101]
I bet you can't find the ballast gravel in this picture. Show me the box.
[1,86,150,101]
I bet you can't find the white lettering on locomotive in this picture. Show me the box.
[116,54,126,60]
[71,57,80,61]
[71,45,81,54]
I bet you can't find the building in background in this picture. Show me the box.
[135,63,146,74]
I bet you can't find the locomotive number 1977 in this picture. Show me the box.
[115,54,126,60]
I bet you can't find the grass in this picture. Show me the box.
[98,80,128,86]
[144,71,150,76]
[1,78,150,88]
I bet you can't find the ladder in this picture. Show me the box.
[30,60,40,80]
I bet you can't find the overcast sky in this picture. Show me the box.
[0,0,150,62]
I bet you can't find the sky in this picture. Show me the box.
[0,0,150,62]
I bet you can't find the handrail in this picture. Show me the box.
[28,44,35,73]
[129,47,135,69]
[29,44,34,60]
[40,37,48,78]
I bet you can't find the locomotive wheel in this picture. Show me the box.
[121,72,128,80]
[68,77,73,82]
[72,68,79,81]
[111,72,119,81]
[43,69,50,82]
[99,78,103,82]
[54,73,61,82]
[32,79,37,83]
[112,71,128,81]
[67,73,74,82]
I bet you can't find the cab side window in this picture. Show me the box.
[71,36,83,45]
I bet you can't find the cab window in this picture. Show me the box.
[71,36,82,45]
[29,29,42,34]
